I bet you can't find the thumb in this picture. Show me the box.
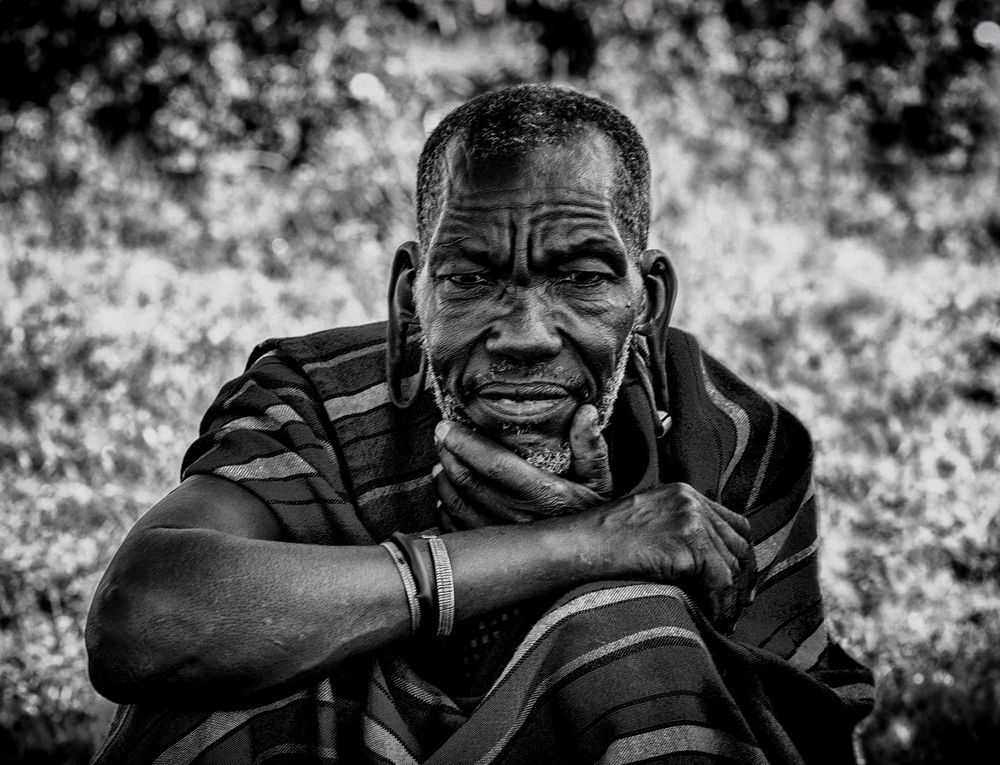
[570,404,613,497]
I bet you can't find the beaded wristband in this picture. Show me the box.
[389,532,436,633]
[423,535,455,637]
[380,541,421,635]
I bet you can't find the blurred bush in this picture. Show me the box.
[4,0,1000,249]
[1,1,999,763]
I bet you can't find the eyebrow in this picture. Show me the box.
[429,231,492,262]
[550,232,625,255]
[429,247,495,270]
[432,235,478,248]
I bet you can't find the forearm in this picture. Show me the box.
[87,517,599,707]
[87,528,406,706]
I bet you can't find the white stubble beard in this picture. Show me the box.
[422,329,635,475]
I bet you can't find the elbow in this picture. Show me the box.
[86,578,177,704]
[86,579,146,702]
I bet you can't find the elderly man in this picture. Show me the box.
[86,85,872,764]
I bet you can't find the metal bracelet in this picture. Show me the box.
[390,532,435,632]
[423,535,455,637]
[380,541,421,635]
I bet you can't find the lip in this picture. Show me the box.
[476,382,571,400]
[466,382,579,427]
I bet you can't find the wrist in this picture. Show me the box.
[538,507,617,585]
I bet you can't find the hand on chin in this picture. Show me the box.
[433,403,613,530]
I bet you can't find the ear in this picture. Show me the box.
[386,241,428,409]
[388,240,421,325]
[634,248,677,336]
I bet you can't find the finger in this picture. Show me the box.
[697,539,738,630]
[438,453,537,524]
[738,540,758,607]
[705,509,751,569]
[437,500,458,533]
[569,404,613,496]
[438,447,479,496]
[710,500,752,540]
[704,511,756,607]
[436,420,551,498]
[702,517,741,577]
[434,468,493,530]
[462,483,538,523]
[438,424,577,511]
[705,504,757,601]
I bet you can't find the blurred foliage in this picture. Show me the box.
[1,1,999,763]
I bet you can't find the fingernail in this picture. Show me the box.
[434,420,451,445]
[587,406,601,434]
[431,463,443,478]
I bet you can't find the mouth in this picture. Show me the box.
[466,382,579,427]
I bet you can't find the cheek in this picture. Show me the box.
[565,296,639,374]
[420,304,488,379]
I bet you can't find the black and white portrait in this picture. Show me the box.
[2,2,999,763]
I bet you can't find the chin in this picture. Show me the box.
[491,428,567,457]
[463,401,573,473]
[495,430,572,475]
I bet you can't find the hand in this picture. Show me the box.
[434,405,613,531]
[583,482,757,631]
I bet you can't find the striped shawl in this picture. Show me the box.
[91,322,873,764]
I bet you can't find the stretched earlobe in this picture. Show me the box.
[386,241,427,409]
[634,249,677,434]
[629,336,673,439]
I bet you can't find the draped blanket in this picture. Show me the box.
[91,322,873,764]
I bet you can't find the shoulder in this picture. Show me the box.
[660,326,812,511]
[251,321,388,376]
[246,321,393,403]
[244,318,427,436]
[242,321,437,536]
[192,321,395,438]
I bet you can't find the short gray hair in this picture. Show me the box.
[416,84,651,257]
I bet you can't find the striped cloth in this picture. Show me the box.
[91,321,873,764]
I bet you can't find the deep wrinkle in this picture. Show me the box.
[415,134,648,463]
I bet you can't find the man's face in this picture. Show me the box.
[414,132,647,465]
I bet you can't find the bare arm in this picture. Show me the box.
[87,411,754,709]
[85,475,602,708]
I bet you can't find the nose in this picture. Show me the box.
[484,286,563,362]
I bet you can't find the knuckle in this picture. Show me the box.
[657,483,680,501]
[736,537,752,560]
[552,482,573,505]
[481,460,506,483]
[718,566,734,588]
[545,474,567,494]
[684,497,703,517]
[679,502,702,527]
[679,549,698,576]
[673,482,694,498]
[451,464,474,488]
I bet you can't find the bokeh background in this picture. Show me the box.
[1,1,999,762]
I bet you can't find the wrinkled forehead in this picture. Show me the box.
[440,127,619,205]
[421,131,631,274]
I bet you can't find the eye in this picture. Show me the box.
[559,271,608,286]
[445,273,493,287]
